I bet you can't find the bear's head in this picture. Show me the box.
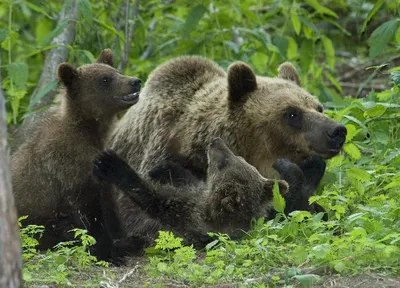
[205,137,288,231]
[57,49,141,119]
[226,62,347,174]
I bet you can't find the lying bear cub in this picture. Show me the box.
[94,138,327,262]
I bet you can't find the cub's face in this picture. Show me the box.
[57,49,141,118]
[226,62,347,167]
[78,63,141,113]
[206,138,288,213]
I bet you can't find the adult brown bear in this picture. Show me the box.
[108,56,346,194]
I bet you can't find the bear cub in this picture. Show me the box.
[93,138,288,258]
[11,49,141,260]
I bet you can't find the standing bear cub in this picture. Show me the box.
[109,56,347,214]
[11,49,141,259]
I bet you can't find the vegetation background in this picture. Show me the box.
[1,0,400,287]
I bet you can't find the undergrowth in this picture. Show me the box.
[19,216,109,285]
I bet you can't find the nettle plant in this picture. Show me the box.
[19,216,108,285]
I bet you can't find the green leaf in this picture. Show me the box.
[272,180,286,214]
[396,26,400,44]
[333,261,347,273]
[78,0,93,25]
[94,19,125,41]
[391,71,400,86]
[345,124,358,143]
[287,37,298,60]
[0,29,7,42]
[291,13,301,35]
[29,80,58,108]
[293,274,321,285]
[368,20,399,58]
[304,0,338,18]
[7,62,29,87]
[292,246,308,265]
[35,17,53,45]
[322,36,335,70]
[346,167,371,183]
[250,52,268,73]
[344,143,361,160]
[361,0,385,33]
[182,5,207,37]
[364,104,387,118]
[325,71,342,93]
[82,50,95,63]
[24,1,52,18]
[299,39,314,71]
[42,18,69,46]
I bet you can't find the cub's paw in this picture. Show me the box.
[273,158,303,179]
[93,150,135,187]
[299,155,326,186]
[149,161,197,187]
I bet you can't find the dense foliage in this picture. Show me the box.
[2,0,400,286]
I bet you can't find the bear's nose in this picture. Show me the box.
[131,78,142,90]
[327,124,347,148]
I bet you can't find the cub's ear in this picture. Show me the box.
[57,63,78,87]
[96,49,114,67]
[278,62,301,86]
[227,62,257,103]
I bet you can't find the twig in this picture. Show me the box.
[119,0,141,72]
[140,19,157,60]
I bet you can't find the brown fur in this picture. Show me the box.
[11,49,141,253]
[109,56,346,179]
[93,138,288,255]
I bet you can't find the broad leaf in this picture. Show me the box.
[368,20,399,58]
[7,62,29,87]
[182,5,207,37]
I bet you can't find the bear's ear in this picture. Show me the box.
[227,62,257,103]
[96,49,114,67]
[278,62,301,86]
[57,63,78,87]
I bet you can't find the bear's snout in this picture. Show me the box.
[327,124,347,149]
[130,78,142,93]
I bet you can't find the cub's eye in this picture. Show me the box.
[316,105,323,113]
[102,76,111,83]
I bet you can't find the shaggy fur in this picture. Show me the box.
[93,138,289,259]
[11,49,141,259]
[109,56,346,180]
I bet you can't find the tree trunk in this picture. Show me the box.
[0,58,22,287]
[11,0,79,153]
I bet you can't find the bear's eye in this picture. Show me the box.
[285,108,302,129]
[287,109,299,119]
[316,105,323,113]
